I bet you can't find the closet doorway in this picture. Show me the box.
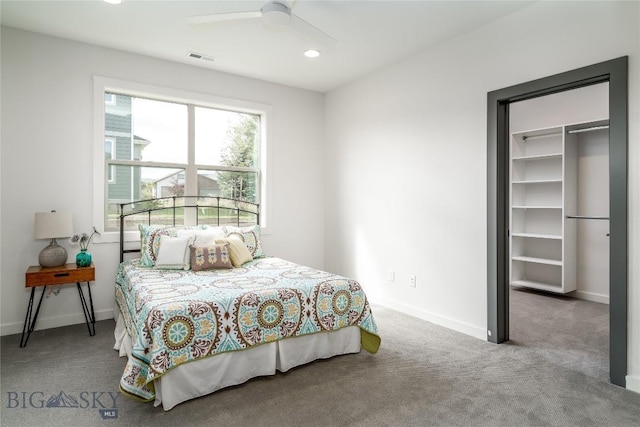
[508,84,610,381]
[486,57,628,387]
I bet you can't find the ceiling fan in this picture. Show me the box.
[187,1,336,48]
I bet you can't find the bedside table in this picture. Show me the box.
[21,263,96,347]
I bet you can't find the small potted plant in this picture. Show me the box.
[69,227,100,267]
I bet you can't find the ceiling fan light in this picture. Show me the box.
[261,2,292,26]
[304,49,321,58]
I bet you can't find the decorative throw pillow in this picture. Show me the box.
[221,224,264,258]
[216,236,253,267]
[155,235,193,270]
[190,242,233,271]
[178,227,225,247]
[139,224,206,268]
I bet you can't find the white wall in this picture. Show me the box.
[3,1,639,394]
[510,83,609,132]
[324,1,640,392]
[0,27,325,335]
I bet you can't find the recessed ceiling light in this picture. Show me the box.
[103,0,123,4]
[304,49,321,58]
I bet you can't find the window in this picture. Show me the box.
[195,106,259,201]
[93,77,270,241]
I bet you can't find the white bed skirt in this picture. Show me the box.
[114,308,362,410]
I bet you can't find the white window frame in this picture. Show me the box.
[93,76,272,244]
[104,137,115,183]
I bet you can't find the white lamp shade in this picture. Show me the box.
[34,211,74,240]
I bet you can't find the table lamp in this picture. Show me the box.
[34,210,74,268]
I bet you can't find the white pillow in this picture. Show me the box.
[177,228,225,247]
[155,235,193,270]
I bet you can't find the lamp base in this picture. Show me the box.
[39,239,68,268]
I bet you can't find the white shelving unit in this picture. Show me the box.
[510,126,577,294]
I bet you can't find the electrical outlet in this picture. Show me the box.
[409,275,416,287]
[387,271,395,282]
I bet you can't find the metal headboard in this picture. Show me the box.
[119,196,260,262]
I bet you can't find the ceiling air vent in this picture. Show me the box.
[187,52,215,62]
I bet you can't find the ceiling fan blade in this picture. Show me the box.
[289,14,336,49]
[187,10,262,25]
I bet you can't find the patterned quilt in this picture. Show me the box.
[116,257,380,402]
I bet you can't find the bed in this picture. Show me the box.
[113,196,380,410]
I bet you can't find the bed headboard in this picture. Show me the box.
[119,196,260,262]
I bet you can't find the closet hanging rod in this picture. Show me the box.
[522,132,562,141]
[566,215,609,220]
[567,125,609,134]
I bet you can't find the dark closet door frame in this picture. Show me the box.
[486,56,628,387]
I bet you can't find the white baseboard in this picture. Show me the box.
[0,309,114,337]
[573,290,609,305]
[626,375,640,394]
[370,297,486,340]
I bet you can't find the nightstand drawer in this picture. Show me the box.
[25,263,95,287]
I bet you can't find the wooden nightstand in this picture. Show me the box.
[21,263,96,347]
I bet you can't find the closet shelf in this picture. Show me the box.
[511,232,562,240]
[512,179,562,184]
[512,256,562,266]
[511,280,561,292]
[512,153,563,161]
[512,205,562,210]
[510,124,577,294]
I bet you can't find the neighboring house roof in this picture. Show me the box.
[198,174,218,186]
[152,170,183,185]
[133,135,150,147]
[152,171,219,188]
